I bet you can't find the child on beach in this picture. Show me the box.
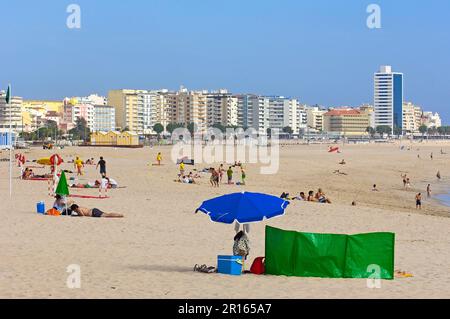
[209,168,219,187]
[179,162,185,176]
[415,193,422,209]
[218,164,225,183]
[241,168,246,185]
[227,166,233,184]
[156,152,162,165]
[74,157,84,176]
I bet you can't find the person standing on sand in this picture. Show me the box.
[74,157,84,176]
[241,167,246,185]
[96,156,107,177]
[431,152,433,160]
[427,184,432,198]
[156,152,162,165]
[218,164,225,183]
[415,193,422,209]
[227,166,233,184]
[233,231,250,271]
[437,171,441,180]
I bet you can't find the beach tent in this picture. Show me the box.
[265,226,395,279]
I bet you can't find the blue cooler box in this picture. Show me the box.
[217,255,243,276]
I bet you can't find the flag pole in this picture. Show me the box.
[8,84,12,198]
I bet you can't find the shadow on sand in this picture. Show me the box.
[127,264,193,273]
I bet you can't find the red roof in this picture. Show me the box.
[324,109,361,116]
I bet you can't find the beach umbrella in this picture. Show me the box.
[195,192,289,224]
[55,171,70,196]
[55,171,70,216]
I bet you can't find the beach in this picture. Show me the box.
[0,141,449,299]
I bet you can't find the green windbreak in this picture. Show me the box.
[265,226,395,279]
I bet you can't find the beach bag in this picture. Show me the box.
[250,257,265,275]
[46,208,61,216]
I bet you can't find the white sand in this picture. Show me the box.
[0,141,449,298]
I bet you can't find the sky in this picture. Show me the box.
[1,0,449,123]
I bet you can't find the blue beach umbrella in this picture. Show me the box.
[196,192,290,224]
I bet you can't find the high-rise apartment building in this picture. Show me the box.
[374,65,404,133]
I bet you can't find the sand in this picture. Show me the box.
[0,141,449,299]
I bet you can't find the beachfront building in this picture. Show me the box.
[323,108,370,137]
[175,88,208,133]
[421,111,442,128]
[306,106,326,131]
[206,90,239,128]
[297,105,308,133]
[92,105,116,132]
[374,65,404,134]
[402,102,423,133]
[359,104,375,129]
[266,96,299,134]
[0,90,23,132]
[21,100,64,132]
[108,89,148,133]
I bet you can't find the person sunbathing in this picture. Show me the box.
[70,204,124,218]
[22,168,34,179]
[307,191,317,202]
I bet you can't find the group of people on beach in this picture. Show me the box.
[281,188,332,204]
[209,162,246,187]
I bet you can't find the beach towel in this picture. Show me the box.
[46,208,61,216]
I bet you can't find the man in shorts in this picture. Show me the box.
[97,156,107,177]
[70,204,124,218]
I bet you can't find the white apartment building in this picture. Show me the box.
[206,90,238,128]
[92,105,116,132]
[422,111,442,128]
[0,91,23,132]
[374,65,404,133]
[306,106,326,131]
[402,102,422,133]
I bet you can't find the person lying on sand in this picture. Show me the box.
[339,159,346,165]
[333,170,348,176]
[22,168,34,179]
[70,204,124,218]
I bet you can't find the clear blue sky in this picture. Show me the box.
[1,0,449,123]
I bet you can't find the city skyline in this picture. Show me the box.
[1,1,450,123]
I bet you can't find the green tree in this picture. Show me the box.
[211,123,226,133]
[376,125,392,137]
[282,126,293,135]
[153,123,164,135]
[166,122,184,134]
[419,125,428,137]
[187,122,198,137]
[393,126,403,138]
[69,117,90,142]
[366,126,376,138]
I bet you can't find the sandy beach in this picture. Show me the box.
[0,141,449,299]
